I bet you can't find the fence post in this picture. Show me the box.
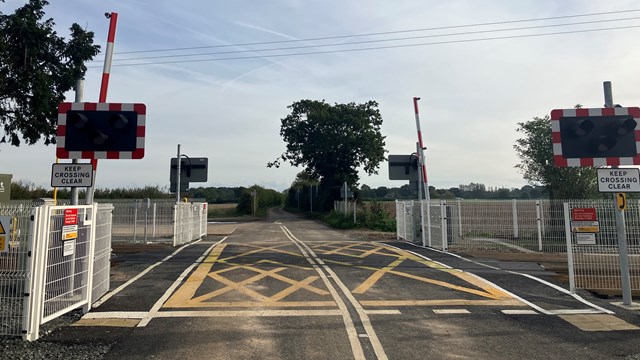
[353,201,356,223]
[172,203,178,247]
[536,200,543,252]
[441,200,448,251]
[27,205,53,341]
[395,200,400,240]
[133,201,138,244]
[152,203,157,238]
[563,202,576,294]
[23,206,45,341]
[84,204,98,313]
[540,200,546,236]
[420,199,426,247]
[426,199,432,248]
[512,199,519,239]
[457,199,463,240]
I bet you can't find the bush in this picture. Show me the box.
[322,200,396,232]
[322,210,359,229]
[237,185,284,215]
[361,200,396,232]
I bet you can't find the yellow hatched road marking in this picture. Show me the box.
[194,268,286,302]
[352,257,407,294]
[165,301,337,308]
[219,243,302,262]
[314,243,518,302]
[164,242,334,309]
[212,262,329,296]
[164,244,227,307]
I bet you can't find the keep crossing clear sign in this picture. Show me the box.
[597,168,640,192]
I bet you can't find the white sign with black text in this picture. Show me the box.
[51,163,94,187]
[597,168,640,193]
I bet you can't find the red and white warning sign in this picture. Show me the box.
[61,208,78,241]
[571,208,597,221]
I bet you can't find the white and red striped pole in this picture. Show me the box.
[86,12,118,204]
[100,12,118,103]
[413,97,430,201]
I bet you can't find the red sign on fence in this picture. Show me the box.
[571,208,597,221]
[63,208,78,226]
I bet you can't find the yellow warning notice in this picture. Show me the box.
[0,216,9,253]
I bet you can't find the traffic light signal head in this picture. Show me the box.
[559,115,637,158]
[57,102,146,159]
[552,107,640,167]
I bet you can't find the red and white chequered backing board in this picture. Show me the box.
[551,107,640,167]
[56,102,146,159]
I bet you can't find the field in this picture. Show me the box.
[207,203,238,218]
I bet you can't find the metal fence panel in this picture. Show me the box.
[173,202,207,247]
[92,204,113,304]
[0,204,36,337]
[565,200,640,292]
[109,199,175,243]
[40,205,94,324]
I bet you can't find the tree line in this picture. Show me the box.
[359,183,548,200]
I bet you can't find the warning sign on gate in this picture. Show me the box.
[571,208,597,221]
[571,221,600,233]
[61,208,78,241]
[0,216,9,253]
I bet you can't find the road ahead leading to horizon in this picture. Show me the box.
[29,208,640,360]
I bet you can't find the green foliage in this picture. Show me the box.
[186,186,246,203]
[0,0,100,146]
[9,181,172,200]
[514,115,598,199]
[10,180,57,199]
[269,99,387,211]
[360,200,396,232]
[237,185,284,215]
[322,210,359,229]
[358,183,546,200]
[322,201,396,232]
[92,186,171,199]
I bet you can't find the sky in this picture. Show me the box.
[2,0,640,192]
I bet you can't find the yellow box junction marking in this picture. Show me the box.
[309,241,522,307]
[164,242,335,308]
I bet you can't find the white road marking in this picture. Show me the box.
[433,309,470,314]
[284,226,389,360]
[501,309,538,315]
[83,311,147,319]
[548,309,604,315]
[82,309,344,321]
[364,310,402,315]
[281,226,366,360]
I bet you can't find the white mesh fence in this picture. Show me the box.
[173,202,207,247]
[565,200,640,292]
[0,204,36,337]
[109,199,175,243]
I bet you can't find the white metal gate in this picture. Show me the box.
[564,200,640,293]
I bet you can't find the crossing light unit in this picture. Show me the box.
[551,107,640,167]
[56,102,146,159]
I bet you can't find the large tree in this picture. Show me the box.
[0,0,100,146]
[514,115,598,199]
[269,99,387,210]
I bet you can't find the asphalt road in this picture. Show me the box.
[33,208,640,359]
